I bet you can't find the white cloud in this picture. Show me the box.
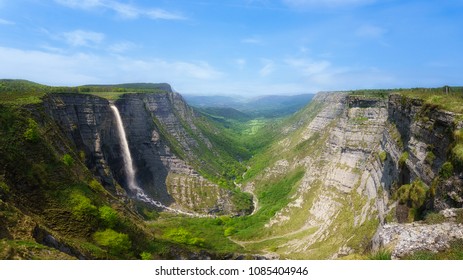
[146,9,186,20]
[108,41,136,53]
[0,46,222,87]
[285,58,331,76]
[242,37,262,44]
[55,0,186,20]
[0,18,14,25]
[355,24,386,39]
[282,0,375,8]
[284,56,396,91]
[259,59,276,77]
[62,30,105,47]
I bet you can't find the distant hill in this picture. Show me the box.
[184,93,315,119]
[196,107,252,122]
[183,95,245,108]
[82,83,172,91]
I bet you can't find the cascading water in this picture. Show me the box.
[110,104,140,194]
[109,103,206,217]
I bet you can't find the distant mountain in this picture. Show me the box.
[196,107,252,122]
[184,93,315,119]
[183,95,245,108]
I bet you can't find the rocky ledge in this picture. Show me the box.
[373,208,463,259]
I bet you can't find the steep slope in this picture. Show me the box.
[233,90,463,259]
[0,80,253,259]
[42,89,250,215]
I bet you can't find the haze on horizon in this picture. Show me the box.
[0,0,462,97]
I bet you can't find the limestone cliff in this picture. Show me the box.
[43,91,239,215]
[239,91,463,259]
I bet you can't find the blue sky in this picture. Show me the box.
[0,0,462,96]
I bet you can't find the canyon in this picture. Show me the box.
[1,80,462,259]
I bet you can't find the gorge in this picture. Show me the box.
[1,80,463,259]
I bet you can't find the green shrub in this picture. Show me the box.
[93,229,132,255]
[88,179,105,192]
[140,251,152,260]
[425,151,436,165]
[70,192,98,220]
[379,151,387,163]
[368,249,392,260]
[163,228,206,247]
[452,144,463,166]
[99,206,119,228]
[79,150,86,162]
[62,154,74,166]
[224,227,237,237]
[424,212,445,224]
[23,118,40,142]
[399,151,409,167]
[454,129,463,143]
[0,181,10,199]
[439,162,454,179]
[396,180,427,209]
[140,208,159,221]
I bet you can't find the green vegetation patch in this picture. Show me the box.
[227,168,306,240]
[399,151,409,167]
[93,229,132,256]
[348,89,390,99]
[379,151,387,163]
[396,87,463,114]
[151,215,244,253]
[404,239,463,260]
[424,212,446,224]
[452,144,463,167]
[439,162,454,179]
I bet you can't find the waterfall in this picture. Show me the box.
[110,104,141,193]
[109,103,208,217]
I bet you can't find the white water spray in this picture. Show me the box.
[109,104,208,217]
[110,104,140,193]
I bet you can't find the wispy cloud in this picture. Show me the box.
[259,59,276,77]
[284,56,397,91]
[0,18,14,25]
[0,46,222,87]
[108,41,136,53]
[55,0,186,20]
[282,0,375,8]
[242,37,262,44]
[62,30,105,47]
[355,24,386,39]
[285,58,331,76]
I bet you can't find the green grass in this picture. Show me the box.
[150,214,245,253]
[226,168,305,240]
[0,80,171,105]
[396,87,463,114]
[368,249,392,260]
[424,212,445,224]
[348,89,390,99]
[404,239,463,260]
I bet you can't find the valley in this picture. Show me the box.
[1,80,463,260]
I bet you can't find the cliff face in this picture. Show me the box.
[385,94,463,210]
[240,92,463,259]
[43,91,237,215]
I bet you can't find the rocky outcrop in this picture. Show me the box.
[43,91,237,215]
[373,209,463,259]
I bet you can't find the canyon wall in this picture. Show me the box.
[241,92,463,259]
[43,91,237,215]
